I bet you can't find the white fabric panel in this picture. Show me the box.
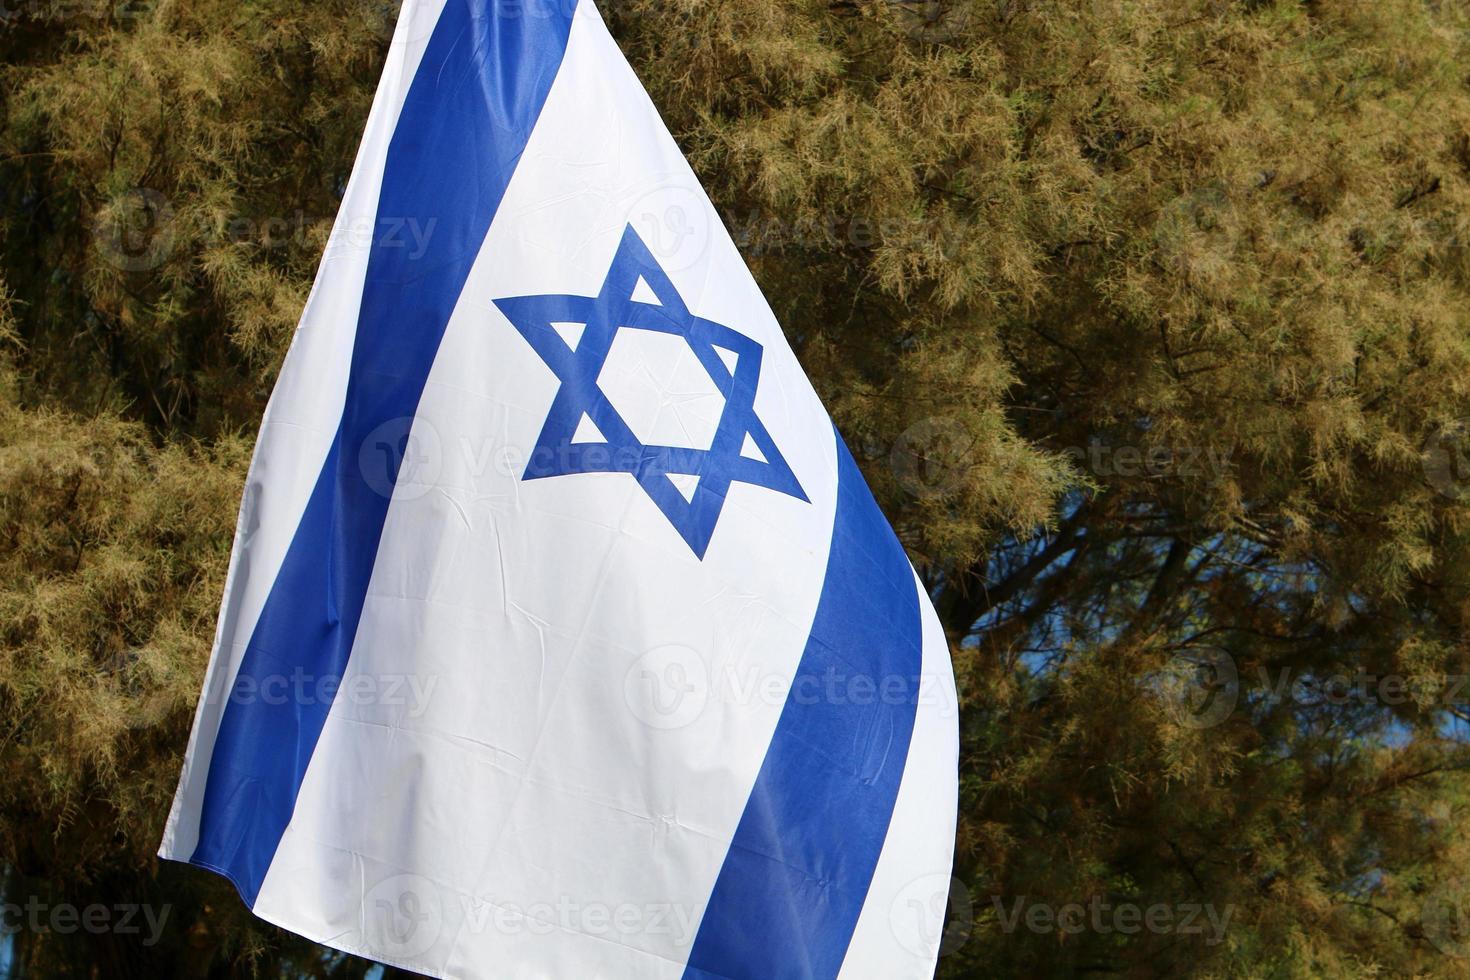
[250,4,841,977]
[837,569,961,980]
[157,0,451,863]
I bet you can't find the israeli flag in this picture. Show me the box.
[159,0,958,976]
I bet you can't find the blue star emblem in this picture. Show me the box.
[494,225,808,558]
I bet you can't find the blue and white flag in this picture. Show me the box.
[160,0,958,976]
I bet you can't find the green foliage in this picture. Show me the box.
[0,370,304,976]
[7,0,1470,975]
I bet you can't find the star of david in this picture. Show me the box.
[494,225,808,558]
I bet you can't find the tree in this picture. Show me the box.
[5,0,1470,975]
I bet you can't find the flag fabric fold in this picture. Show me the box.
[160,0,958,975]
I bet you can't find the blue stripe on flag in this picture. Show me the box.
[188,0,576,905]
[683,431,923,979]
